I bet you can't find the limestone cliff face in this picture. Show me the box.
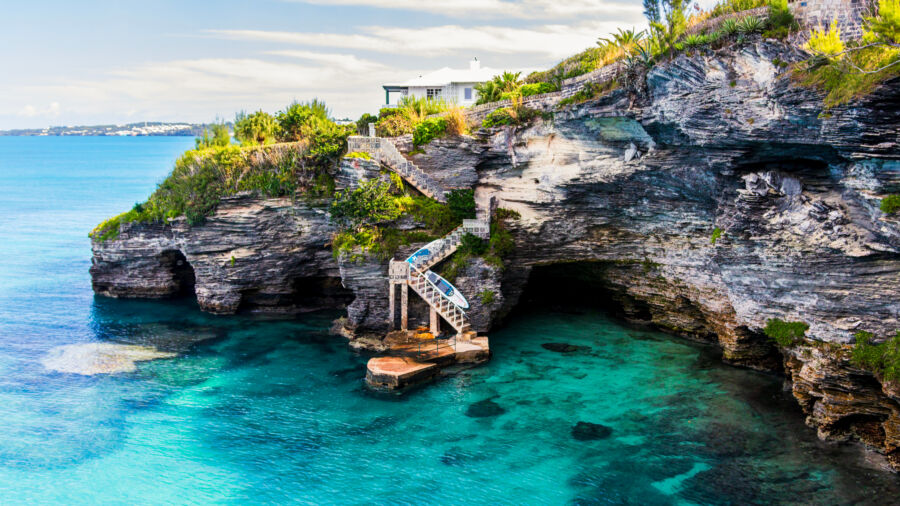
[90,41,900,467]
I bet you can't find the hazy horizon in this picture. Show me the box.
[0,0,693,131]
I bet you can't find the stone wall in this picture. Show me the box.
[790,0,872,40]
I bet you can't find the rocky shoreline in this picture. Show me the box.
[90,41,900,468]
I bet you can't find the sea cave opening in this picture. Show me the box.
[238,276,355,314]
[158,250,196,298]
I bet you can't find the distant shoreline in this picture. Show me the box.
[0,122,214,137]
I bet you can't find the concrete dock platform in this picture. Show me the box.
[365,332,490,390]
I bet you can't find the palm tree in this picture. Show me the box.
[598,28,646,54]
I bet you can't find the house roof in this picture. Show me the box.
[383,64,499,88]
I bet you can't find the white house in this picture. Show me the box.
[382,58,498,108]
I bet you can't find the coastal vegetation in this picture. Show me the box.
[852,330,900,382]
[764,318,809,346]
[329,177,474,261]
[91,100,352,241]
[795,0,900,107]
[881,194,900,214]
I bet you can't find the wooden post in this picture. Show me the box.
[430,307,439,336]
[401,283,408,331]
[388,282,395,330]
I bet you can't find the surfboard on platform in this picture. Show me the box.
[424,270,469,309]
[405,239,444,267]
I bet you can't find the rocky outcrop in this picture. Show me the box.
[91,195,349,314]
[91,40,900,467]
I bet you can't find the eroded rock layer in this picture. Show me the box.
[90,41,900,468]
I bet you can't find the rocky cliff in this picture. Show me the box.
[90,41,900,468]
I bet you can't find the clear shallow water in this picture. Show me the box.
[1,137,899,504]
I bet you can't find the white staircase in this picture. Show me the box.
[408,267,470,334]
[347,136,447,202]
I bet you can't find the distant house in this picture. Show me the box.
[382,58,497,108]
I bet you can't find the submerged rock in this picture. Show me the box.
[541,343,588,353]
[41,343,176,375]
[465,399,506,418]
[572,421,613,441]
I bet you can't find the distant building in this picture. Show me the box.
[381,58,498,108]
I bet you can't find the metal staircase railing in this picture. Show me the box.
[408,266,469,334]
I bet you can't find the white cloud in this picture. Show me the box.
[17,102,60,118]
[209,19,644,60]
[4,54,400,127]
[288,0,643,19]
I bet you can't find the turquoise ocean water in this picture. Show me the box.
[0,136,898,504]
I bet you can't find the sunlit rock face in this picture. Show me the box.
[90,41,900,467]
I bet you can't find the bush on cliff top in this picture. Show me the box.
[412,117,448,147]
[852,330,900,382]
[881,194,900,214]
[764,318,809,346]
[795,0,900,108]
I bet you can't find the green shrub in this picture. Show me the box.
[375,114,414,137]
[520,82,557,96]
[881,194,900,214]
[234,110,279,146]
[852,330,900,382]
[495,208,521,220]
[710,227,723,244]
[195,122,231,149]
[479,290,496,305]
[482,108,516,128]
[329,178,401,228]
[356,112,378,135]
[447,189,476,221]
[276,99,329,142]
[764,0,798,39]
[764,318,810,346]
[344,151,372,160]
[806,19,844,57]
[459,233,489,256]
[412,117,448,147]
[405,196,459,235]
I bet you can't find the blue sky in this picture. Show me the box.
[0,0,655,129]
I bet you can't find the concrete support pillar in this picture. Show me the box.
[388,283,395,330]
[401,283,408,331]
[368,122,376,138]
[430,308,439,336]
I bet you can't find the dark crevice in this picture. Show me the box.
[238,276,354,314]
[158,250,196,298]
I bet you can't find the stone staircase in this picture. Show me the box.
[356,132,491,338]
[347,136,447,202]
[409,219,490,271]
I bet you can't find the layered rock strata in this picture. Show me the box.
[91,41,900,467]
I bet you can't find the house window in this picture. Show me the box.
[464,87,472,100]
[427,88,442,99]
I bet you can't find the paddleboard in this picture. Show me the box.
[405,239,444,268]
[424,270,469,309]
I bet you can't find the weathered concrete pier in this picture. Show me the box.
[366,330,490,390]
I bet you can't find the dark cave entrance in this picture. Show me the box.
[238,276,355,313]
[516,261,654,325]
[516,261,783,372]
[159,250,196,298]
